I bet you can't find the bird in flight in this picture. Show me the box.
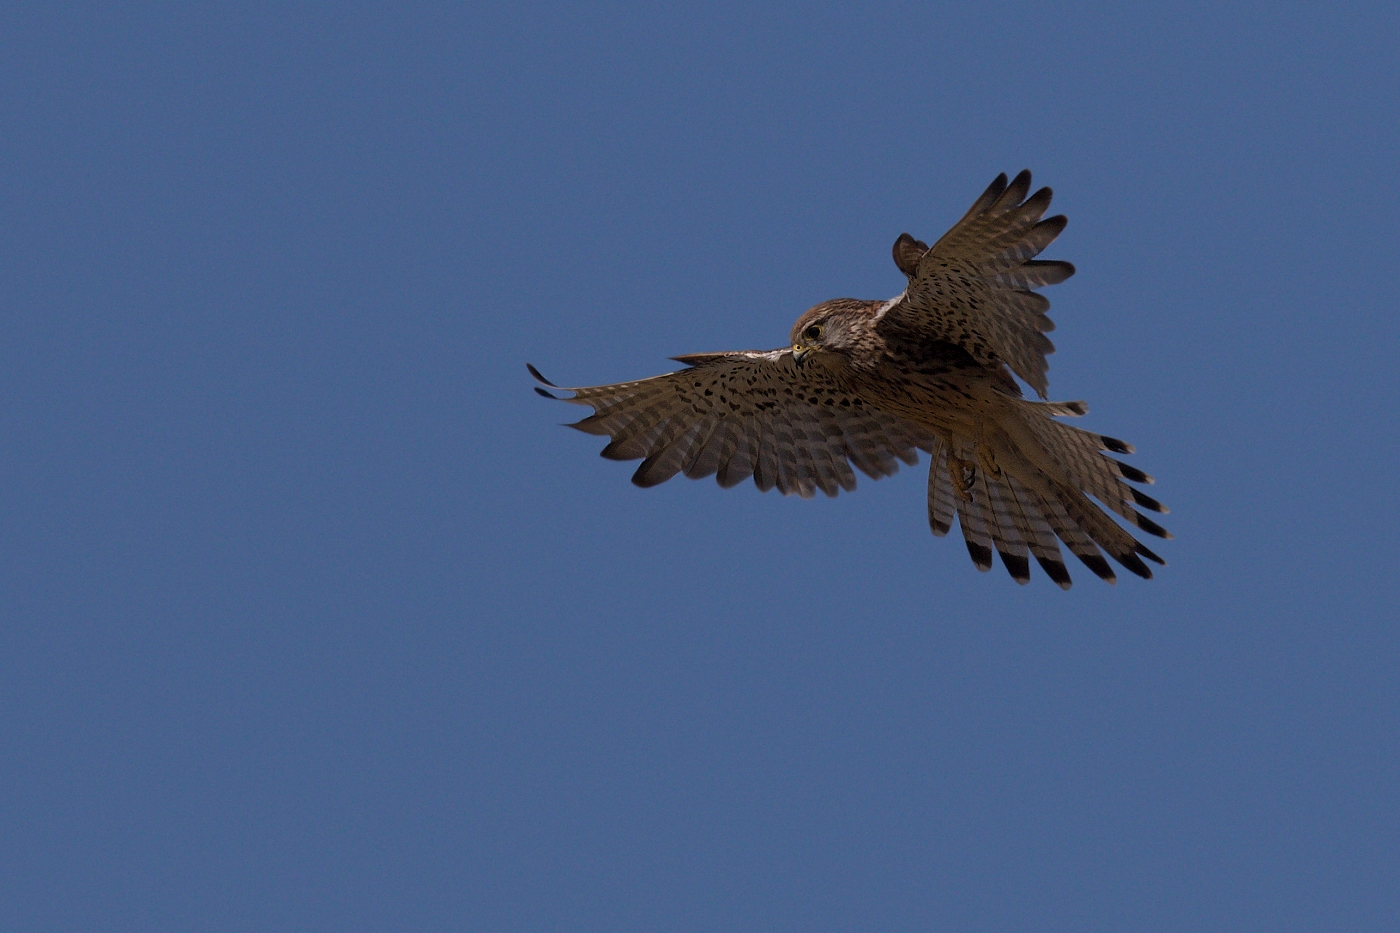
[530,171,1169,587]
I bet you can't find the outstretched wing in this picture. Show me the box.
[528,352,933,499]
[879,170,1075,398]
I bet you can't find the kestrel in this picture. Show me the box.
[530,171,1169,587]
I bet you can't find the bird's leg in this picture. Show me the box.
[967,408,1005,481]
[948,455,978,499]
[946,416,989,499]
[976,444,1002,479]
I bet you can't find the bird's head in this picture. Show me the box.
[789,298,877,369]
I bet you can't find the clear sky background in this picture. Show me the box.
[3,3,1397,931]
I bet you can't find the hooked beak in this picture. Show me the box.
[792,345,810,366]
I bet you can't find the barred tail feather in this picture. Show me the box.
[952,446,996,572]
[983,472,1031,584]
[1040,492,1117,583]
[1005,475,1073,589]
[926,439,955,537]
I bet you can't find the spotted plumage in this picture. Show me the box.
[530,171,1170,587]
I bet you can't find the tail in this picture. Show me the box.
[925,399,1170,588]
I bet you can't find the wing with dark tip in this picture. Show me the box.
[527,353,933,499]
[879,170,1075,398]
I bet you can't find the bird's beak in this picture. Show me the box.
[792,345,810,366]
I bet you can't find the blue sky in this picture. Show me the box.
[2,3,1397,930]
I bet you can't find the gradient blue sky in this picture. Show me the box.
[3,3,1398,931]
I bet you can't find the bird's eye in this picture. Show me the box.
[804,324,823,340]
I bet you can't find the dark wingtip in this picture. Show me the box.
[966,541,994,571]
[1034,556,1073,590]
[599,440,634,461]
[1130,488,1168,514]
[1137,543,1167,566]
[1118,551,1154,580]
[1078,551,1117,584]
[1022,188,1055,217]
[975,173,1010,209]
[534,387,562,399]
[1112,459,1154,484]
[999,550,1031,584]
[1100,435,1136,455]
[526,363,558,387]
[1134,513,1173,539]
[1036,214,1066,232]
[630,460,668,488]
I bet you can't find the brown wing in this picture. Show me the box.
[528,353,933,499]
[879,170,1075,398]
